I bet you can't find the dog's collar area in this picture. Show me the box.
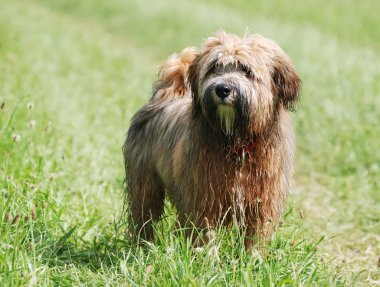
[224,141,256,163]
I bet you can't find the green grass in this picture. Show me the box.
[1,0,379,286]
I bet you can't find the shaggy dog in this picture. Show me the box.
[123,31,300,248]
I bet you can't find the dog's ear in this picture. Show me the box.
[272,55,301,111]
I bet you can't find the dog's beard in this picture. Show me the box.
[217,105,236,136]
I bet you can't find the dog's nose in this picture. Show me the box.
[215,83,231,99]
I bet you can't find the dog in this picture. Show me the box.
[123,31,300,249]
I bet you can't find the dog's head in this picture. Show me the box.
[188,31,300,136]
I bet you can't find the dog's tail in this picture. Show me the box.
[152,47,197,101]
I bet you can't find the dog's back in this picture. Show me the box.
[124,46,198,186]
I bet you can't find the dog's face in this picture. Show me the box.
[188,32,300,136]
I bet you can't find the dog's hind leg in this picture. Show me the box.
[127,171,165,242]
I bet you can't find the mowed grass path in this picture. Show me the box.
[1,0,379,286]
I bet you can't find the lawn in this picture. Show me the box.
[1,0,379,286]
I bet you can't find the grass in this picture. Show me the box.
[1,0,379,285]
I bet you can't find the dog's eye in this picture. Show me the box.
[242,66,254,79]
[206,63,219,76]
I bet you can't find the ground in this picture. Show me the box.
[0,0,379,286]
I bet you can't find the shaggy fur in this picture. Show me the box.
[123,31,301,248]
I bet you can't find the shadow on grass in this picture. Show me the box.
[39,217,132,271]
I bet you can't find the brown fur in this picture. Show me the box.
[123,31,300,248]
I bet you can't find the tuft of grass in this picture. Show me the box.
[1,0,379,286]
